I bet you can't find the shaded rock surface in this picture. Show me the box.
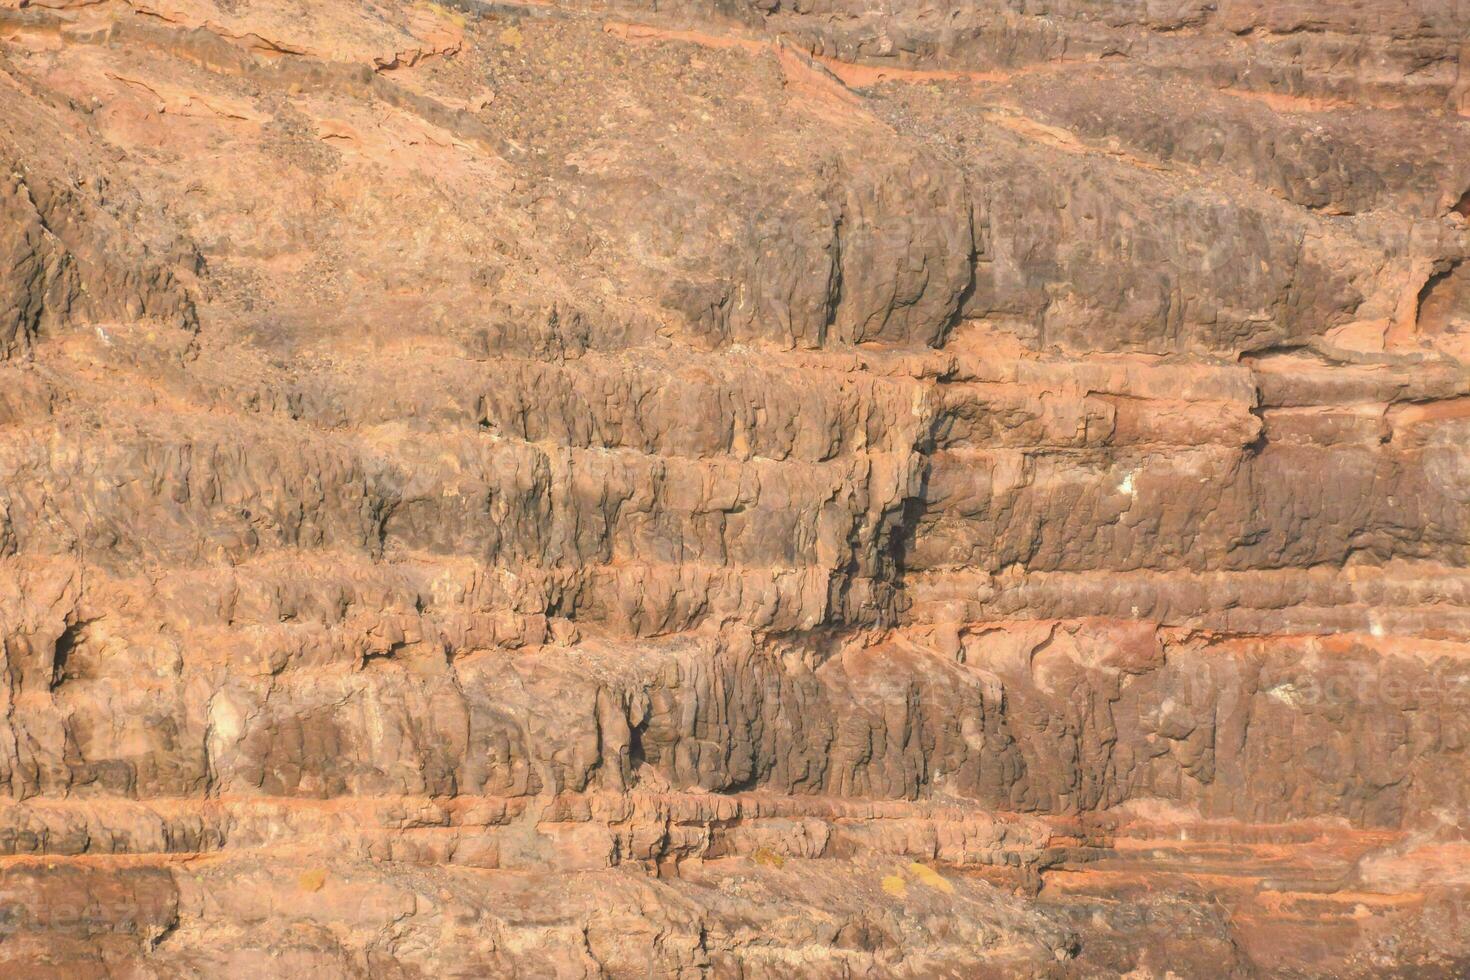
[0,0,1468,975]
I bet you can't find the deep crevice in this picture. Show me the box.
[1415,259,1466,336]
[50,620,88,689]
[1451,188,1470,219]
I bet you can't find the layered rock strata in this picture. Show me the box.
[0,0,1468,975]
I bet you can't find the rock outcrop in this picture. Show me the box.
[0,0,1468,975]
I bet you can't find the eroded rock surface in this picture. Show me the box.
[0,0,1468,975]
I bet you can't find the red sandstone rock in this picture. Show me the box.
[0,0,1468,975]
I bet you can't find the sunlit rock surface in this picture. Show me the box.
[1,0,1469,975]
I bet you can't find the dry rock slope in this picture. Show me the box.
[1,0,1469,975]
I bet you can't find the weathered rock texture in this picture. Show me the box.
[0,0,1468,975]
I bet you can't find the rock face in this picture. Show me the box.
[0,0,1468,975]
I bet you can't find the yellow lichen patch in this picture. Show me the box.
[909,862,956,894]
[752,846,786,869]
[423,0,467,29]
[498,26,524,49]
[881,873,908,898]
[299,868,328,892]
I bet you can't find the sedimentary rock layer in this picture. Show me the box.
[0,0,1467,975]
